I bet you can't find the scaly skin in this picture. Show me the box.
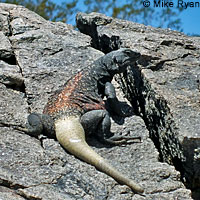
[22,49,144,194]
[55,116,144,194]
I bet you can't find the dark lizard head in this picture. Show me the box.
[103,48,141,76]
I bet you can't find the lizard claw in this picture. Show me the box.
[104,134,142,145]
[14,126,29,133]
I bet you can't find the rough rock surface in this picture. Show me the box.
[77,12,200,198]
[0,3,193,200]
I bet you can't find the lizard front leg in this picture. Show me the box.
[80,110,141,145]
[104,82,133,117]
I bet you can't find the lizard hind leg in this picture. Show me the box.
[81,110,141,145]
[55,116,144,194]
[18,113,44,136]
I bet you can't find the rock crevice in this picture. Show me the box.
[0,3,196,199]
[76,12,200,199]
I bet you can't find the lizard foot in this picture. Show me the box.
[14,126,29,133]
[104,134,141,145]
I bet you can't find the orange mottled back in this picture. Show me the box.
[43,71,105,120]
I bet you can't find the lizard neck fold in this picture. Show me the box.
[91,60,113,83]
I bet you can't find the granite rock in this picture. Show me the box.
[0,4,193,200]
[77,12,200,198]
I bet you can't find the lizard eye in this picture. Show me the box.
[113,55,123,65]
[113,56,118,63]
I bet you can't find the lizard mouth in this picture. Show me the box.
[125,52,141,64]
[118,55,140,73]
[124,56,139,65]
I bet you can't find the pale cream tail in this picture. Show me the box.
[55,117,144,194]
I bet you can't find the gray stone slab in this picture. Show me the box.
[77,12,200,198]
[0,4,193,199]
